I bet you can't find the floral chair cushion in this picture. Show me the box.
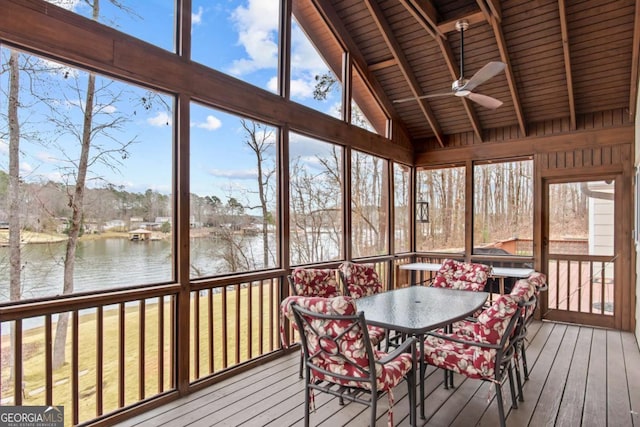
[509,279,535,304]
[510,279,536,320]
[290,267,341,297]
[431,259,490,291]
[339,262,383,298]
[423,332,499,380]
[473,295,519,344]
[423,296,518,379]
[283,296,413,390]
[279,295,384,349]
[527,272,547,292]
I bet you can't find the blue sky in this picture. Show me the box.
[0,0,346,208]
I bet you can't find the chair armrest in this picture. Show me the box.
[426,331,501,350]
[519,297,536,308]
[377,336,417,365]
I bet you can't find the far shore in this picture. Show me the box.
[0,230,131,245]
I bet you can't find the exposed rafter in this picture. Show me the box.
[398,1,484,141]
[630,0,640,117]
[305,0,411,144]
[558,0,576,130]
[485,3,527,136]
[363,0,444,146]
[407,0,443,38]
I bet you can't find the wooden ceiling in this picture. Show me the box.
[297,0,639,149]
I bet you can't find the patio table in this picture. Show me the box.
[400,262,534,294]
[356,286,488,420]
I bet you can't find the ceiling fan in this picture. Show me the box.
[393,19,506,109]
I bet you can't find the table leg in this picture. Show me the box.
[499,277,505,294]
[419,335,425,420]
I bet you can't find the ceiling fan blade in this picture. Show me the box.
[393,91,453,104]
[463,61,506,92]
[466,92,503,109]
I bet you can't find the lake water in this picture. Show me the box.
[0,238,174,302]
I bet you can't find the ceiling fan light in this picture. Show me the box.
[455,90,471,97]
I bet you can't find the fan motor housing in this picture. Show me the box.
[452,79,470,96]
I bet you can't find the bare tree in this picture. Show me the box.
[239,119,276,269]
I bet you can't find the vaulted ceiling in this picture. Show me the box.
[297,0,639,149]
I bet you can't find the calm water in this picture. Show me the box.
[0,238,173,302]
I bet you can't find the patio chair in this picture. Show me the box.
[287,295,417,427]
[431,259,490,291]
[338,261,392,348]
[287,267,342,378]
[338,261,384,298]
[422,295,521,427]
[518,272,547,380]
[287,267,342,299]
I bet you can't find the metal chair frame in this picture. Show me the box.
[291,302,417,427]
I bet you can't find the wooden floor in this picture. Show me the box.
[119,321,640,427]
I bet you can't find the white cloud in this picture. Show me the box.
[0,139,7,155]
[36,151,58,164]
[227,0,279,75]
[192,6,203,25]
[100,104,117,114]
[289,76,316,99]
[290,23,329,73]
[147,111,172,127]
[194,115,222,131]
[47,0,81,11]
[209,168,257,180]
[20,162,34,174]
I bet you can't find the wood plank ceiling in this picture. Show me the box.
[298,0,640,149]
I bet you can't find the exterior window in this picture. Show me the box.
[394,163,411,253]
[192,0,280,93]
[291,3,344,118]
[45,0,176,52]
[289,132,343,264]
[0,48,174,302]
[189,103,279,277]
[351,151,389,258]
[473,159,533,256]
[416,166,466,253]
[351,67,386,135]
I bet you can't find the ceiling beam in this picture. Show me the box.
[485,4,527,136]
[363,0,444,146]
[438,11,486,34]
[408,0,443,38]
[558,0,576,130]
[399,0,484,141]
[368,58,396,72]
[629,0,640,117]
[307,0,412,144]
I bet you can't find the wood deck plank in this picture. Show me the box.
[505,322,567,426]
[555,327,592,426]
[528,325,580,426]
[606,330,634,427]
[582,328,608,427]
[111,322,640,427]
[621,332,640,426]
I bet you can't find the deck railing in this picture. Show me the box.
[0,285,179,425]
[0,255,417,426]
[545,254,616,318]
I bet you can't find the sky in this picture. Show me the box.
[0,0,350,210]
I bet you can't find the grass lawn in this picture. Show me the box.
[1,283,280,426]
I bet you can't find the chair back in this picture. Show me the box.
[288,267,341,297]
[474,295,521,345]
[432,259,490,291]
[338,262,383,298]
[289,296,377,386]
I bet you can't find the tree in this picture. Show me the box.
[240,119,275,269]
[50,0,163,369]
